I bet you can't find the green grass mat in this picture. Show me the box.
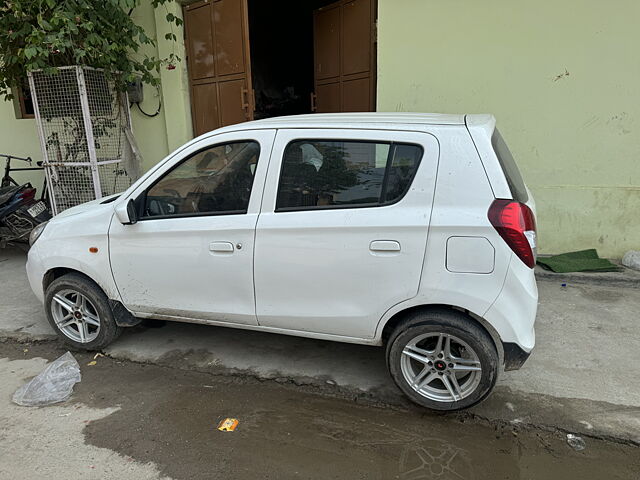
[536,249,619,273]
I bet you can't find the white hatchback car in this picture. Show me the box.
[27,113,537,411]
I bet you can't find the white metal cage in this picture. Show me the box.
[28,66,141,214]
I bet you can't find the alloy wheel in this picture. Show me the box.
[50,289,101,343]
[400,332,482,402]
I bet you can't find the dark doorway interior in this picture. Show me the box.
[247,0,335,119]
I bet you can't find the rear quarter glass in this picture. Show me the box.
[491,129,528,203]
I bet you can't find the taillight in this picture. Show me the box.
[488,199,537,268]
[18,188,36,202]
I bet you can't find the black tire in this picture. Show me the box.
[44,273,122,351]
[386,309,499,411]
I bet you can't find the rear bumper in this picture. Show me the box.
[502,342,532,371]
[484,253,538,354]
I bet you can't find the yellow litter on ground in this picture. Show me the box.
[218,418,239,432]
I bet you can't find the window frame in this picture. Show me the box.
[13,85,35,119]
[136,139,261,221]
[274,138,424,213]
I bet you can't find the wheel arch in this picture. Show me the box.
[378,304,505,367]
[43,267,94,293]
[43,267,139,328]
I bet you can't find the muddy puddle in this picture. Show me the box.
[2,341,638,480]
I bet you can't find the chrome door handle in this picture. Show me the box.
[209,241,234,253]
[369,240,401,252]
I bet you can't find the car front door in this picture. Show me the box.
[109,129,276,325]
[254,129,440,339]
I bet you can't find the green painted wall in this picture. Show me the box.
[129,2,171,173]
[152,2,193,153]
[128,1,192,171]
[0,104,44,189]
[377,0,640,257]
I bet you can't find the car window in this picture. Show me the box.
[491,129,529,203]
[276,140,423,211]
[143,141,260,218]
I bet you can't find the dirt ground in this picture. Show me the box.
[0,340,638,480]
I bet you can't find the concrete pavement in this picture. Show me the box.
[0,354,168,480]
[1,247,639,444]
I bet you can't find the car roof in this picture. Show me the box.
[212,113,495,134]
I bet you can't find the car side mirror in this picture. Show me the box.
[115,198,138,225]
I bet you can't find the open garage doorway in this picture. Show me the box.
[183,0,377,135]
[247,0,377,119]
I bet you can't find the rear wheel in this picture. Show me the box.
[387,309,498,411]
[44,273,122,350]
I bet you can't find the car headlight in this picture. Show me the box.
[29,221,48,247]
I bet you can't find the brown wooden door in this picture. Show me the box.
[313,0,376,113]
[184,0,254,136]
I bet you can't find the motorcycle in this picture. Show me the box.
[0,153,51,247]
[0,183,51,247]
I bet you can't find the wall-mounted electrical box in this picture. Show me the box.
[127,78,143,104]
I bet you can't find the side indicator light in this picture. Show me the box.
[89,247,99,253]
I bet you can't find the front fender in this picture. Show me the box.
[26,204,121,303]
[29,241,121,303]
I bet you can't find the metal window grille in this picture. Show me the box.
[28,66,141,215]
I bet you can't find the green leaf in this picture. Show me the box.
[0,0,180,98]
[24,47,38,59]
[37,14,52,29]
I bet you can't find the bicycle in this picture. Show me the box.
[1,153,49,205]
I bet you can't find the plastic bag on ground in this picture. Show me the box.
[566,434,586,451]
[12,352,82,407]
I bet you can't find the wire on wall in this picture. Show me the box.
[135,98,161,117]
[133,83,162,118]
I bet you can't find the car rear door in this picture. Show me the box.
[254,128,439,339]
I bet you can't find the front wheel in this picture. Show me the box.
[387,310,499,411]
[44,273,122,350]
